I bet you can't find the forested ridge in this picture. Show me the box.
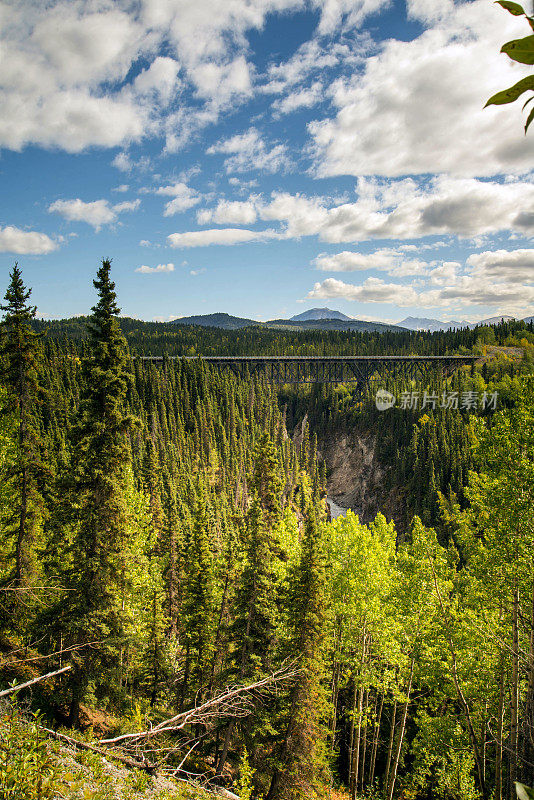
[2,262,534,800]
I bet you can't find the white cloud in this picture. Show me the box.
[253,177,534,242]
[133,57,181,105]
[306,276,424,306]
[314,249,400,271]
[135,262,175,273]
[197,199,258,225]
[0,0,394,155]
[272,81,323,116]
[167,228,276,247]
[312,0,391,35]
[49,197,140,229]
[0,225,58,255]
[113,184,130,192]
[310,0,533,178]
[466,249,534,284]
[306,247,534,311]
[428,261,459,285]
[192,56,252,102]
[207,128,290,173]
[190,267,207,275]
[154,182,202,215]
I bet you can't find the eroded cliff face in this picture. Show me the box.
[318,427,406,528]
[292,415,405,528]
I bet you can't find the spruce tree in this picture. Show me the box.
[267,507,329,800]
[0,264,43,589]
[62,259,137,725]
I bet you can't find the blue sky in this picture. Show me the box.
[1,0,533,324]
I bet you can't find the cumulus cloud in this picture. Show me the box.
[49,197,140,229]
[167,228,277,247]
[306,246,534,311]
[272,82,323,116]
[310,0,533,177]
[314,249,401,271]
[313,248,430,277]
[253,177,534,242]
[135,262,175,273]
[0,225,58,254]
[133,57,181,105]
[307,277,424,306]
[154,182,202,215]
[466,249,534,283]
[207,128,290,173]
[197,199,258,225]
[2,0,387,154]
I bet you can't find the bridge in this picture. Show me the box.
[138,355,476,392]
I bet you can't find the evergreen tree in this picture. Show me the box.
[268,507,329,800]
[60,259,137,726]
[0,264,43,590]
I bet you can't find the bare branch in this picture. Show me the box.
[1,641,102,668]
[0,664,72,697]
[100,661,299,746]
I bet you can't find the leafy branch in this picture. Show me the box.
[485,0,534,132]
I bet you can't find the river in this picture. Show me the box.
[327,497,349,519]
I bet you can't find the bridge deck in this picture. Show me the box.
[136,354,475,386]
[137,355,476,362]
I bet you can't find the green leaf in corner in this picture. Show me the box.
[496,0,526,14]
[501,35,534,64]
[485,76,534,105]
[515,781,534,799]
[525,104,534,132]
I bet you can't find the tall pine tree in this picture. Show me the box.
[61,259,137,726]
[0,264,43,590]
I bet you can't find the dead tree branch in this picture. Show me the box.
[0,664,72,697]
[100,661,299,746]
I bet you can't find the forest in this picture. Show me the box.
[1,260,534,800]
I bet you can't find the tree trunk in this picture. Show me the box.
[495,657,505,800]
[386,656,414,800]
[359,689,369,794]
[384,699,397,794]
[510,585,519,798]
[369,691,384,788]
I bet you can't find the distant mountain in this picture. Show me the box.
[170,310,405,333]
[290,307,353,322]
[476,315,516,326]
[524,316,534,324]
[399,315,518,332]
[266,317,405,333]
[398,317,471,332]
[171,312,260,330]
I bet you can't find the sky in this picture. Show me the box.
[1,0,533,325]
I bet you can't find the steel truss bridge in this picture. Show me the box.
[139,355,476,393]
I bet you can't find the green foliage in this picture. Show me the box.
[236,747,255,800]
[0,708,82,799]
[486,1,534,131]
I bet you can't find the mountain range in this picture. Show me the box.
[171,308,533,333]
[172,308,403,333]
[398,315,519,331]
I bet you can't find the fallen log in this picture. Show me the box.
[40,727,157,775]
[100,662,299,746]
